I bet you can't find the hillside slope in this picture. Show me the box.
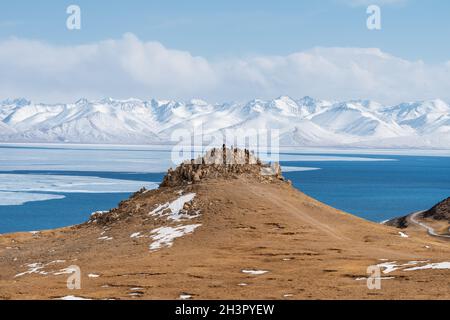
[0,149,449,300]
[387,197,450,238]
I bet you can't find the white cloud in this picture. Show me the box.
[0,34,217,102]
[0,33,449,104]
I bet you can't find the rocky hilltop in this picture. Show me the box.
[386,197,450,238]
[161,145,284,187]
[1,149,450,300]
[422,197,450,221]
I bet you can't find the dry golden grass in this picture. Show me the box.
[0,177,449,300]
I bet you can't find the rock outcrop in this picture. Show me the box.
[422,197,450,221]
[160,145,284,187]
[385,197,450,230]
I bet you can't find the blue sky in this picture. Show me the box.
[1,0,449,62]
[1,0,450,103]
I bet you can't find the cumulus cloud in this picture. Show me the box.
[0,34,217,102]
[0,33,449,104]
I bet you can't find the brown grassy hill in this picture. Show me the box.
[0,148,449,300]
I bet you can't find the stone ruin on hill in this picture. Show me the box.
[160,145,284,187]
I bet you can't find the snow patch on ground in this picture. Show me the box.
[88,274,100,278]
[58,295,91,300]
[374,260,450,274]
[399,232,409,238]
[149,224,202,251]
[15,260,66,277]
[53,267,77,275]
[98,236,113,241]
[150,193,199,221]
[355,277,395,281]
[377,261,404,274]
[129,292,143,297]
[404,262,450,271]
[14,262,47,277]
[130,232,143,238]
[362,259,450,280]
[241,270,269,275]
[91,211,108,217]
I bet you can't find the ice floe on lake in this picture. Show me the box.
[0,174,158,206]
[0,144,397,175]
[281,166,320,172]
[0,191,65,206]
[0,174,157,194]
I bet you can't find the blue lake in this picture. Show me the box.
[0,145,449,233]
[0,171,164,233]
[282,154,450,222]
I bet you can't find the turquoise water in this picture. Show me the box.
[0,146,449,233]
[0,171,164,233]
[282,154,450,222]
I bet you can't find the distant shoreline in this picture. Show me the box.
[0,142,450,157]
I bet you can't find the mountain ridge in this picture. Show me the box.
[1,96,449,148]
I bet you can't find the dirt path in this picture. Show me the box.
[409,211,450,239]
[246,184,348,241]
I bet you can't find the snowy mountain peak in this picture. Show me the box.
[270,96,302,116]
[0,97,449,148]
[1,98,31,107]
[75,98,89,105]
[188,99,209,106]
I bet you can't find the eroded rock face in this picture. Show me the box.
[422,197,450,221]
[160,146,284,187]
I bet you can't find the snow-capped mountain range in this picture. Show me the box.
[0,96,449,149]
